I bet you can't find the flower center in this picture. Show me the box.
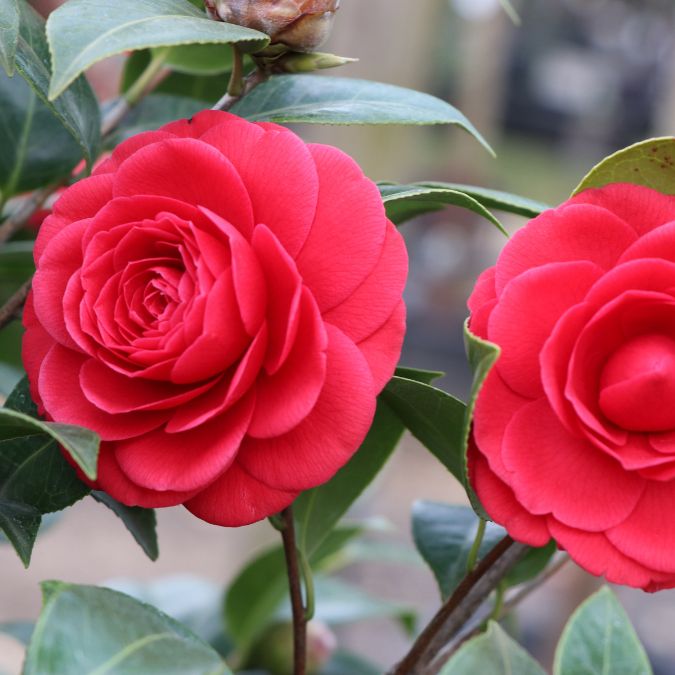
[599,333,675,432]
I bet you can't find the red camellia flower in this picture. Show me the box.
[468,183,675,591]
[23,110,407,526]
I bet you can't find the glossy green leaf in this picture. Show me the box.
[91,491,158,561]
[394,366,444,385]
[0,498,40,566]
[161,42,234,75]
[12,1,100,174]
[231,75,493,153]
[463,320,500,518]
[121,49,225,104]
[412,502,504,599]
[380,184,507,234]
[0,0,19,76]
[554,587,652,675]
[381,181,549,219]
[46,0,268,99]
[24,581,230,675]
[225,526,362,655]
[294,400,405,556]
[574,137,675,196]
[1,379,89,515]
[109,94,209,146]
[441,622,546,675]
[382,376,466,481]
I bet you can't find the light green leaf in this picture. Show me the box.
[161,42,234,76]
[441,622,546,674]
[463,320,500,518]
[294,400,405,557]
[323,651,381,675]
[0,498,40,566]
[91,491,158,561]
[573,137,675,196]
[46,0,268,100]
[225,526,362,655]
[0,0,19,75]
[380,183,507,234]
[9,0,100,179]
[382,376,466,481]
[404,181,549,218]
[0,621,33,645]
[554,587,652,675]
[0,406,99,480]
[24,582,230,675]
[231,75,493,153]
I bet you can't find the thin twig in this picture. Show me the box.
[390,537,528,675]
[0,187,53,247]
[0,279,31,331]
[212,68,268,112]
[280,507,307,675]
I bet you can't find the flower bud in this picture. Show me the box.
[206,0,340,52]
[263,50,357,74]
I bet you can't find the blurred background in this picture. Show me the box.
[3,0,675,672]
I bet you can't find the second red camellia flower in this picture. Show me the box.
[23,110,408,526]
[468,182,675,591]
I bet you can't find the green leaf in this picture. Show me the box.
[382,376,466,482]
[463,320,501,518]
[0,0,19,76]
[12,1,100,174]
[0,407,99,480]
[573,137,675,196]
[46,0,268,100]
[504,540,556,588]
[380,181,548,220]
[161,43,234,76]
[225,526,362,655]
[231,75,493,153]
[24,581,230,675]
[0,621,33,645]
[380,184,507,234]
[0,498,40,566]
[108,93,209,145]
[394,366,444,385]
[294,400,405,556]
[441,622,546,675]
[412,502,505,599]
[1,379,89,514]
[323,650,381,675]
[91,491,159,561]
[553,587,652,675]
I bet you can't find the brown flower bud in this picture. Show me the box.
[206,0,340,52]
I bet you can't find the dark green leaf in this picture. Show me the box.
[380,184,507,234]
[394,366,444,385]
[504,540,556,588]
[24,581,230,675]
[121,49,226,104]
[91,491,159,561]
[293,400,405,556]
[412,501,504,599]
[441,622,546,674]
[12,1,100,174]
[231,75,493,154]
[0,498,40,566]
[109,93,209,146]
[1,379,89,514]
[0,0,19,76]
[462,320,500,518]
[553,587,652,675]
[46,0,268,99]
[382,376,466,481]
[225,527,362,655]
[573,137,675,196]
[381,182,549,218]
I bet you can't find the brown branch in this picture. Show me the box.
[212,68,268,112]
[280,507,307,675]
[390,537,528,675]
[0,279,31,331]
[0,187,53,247]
